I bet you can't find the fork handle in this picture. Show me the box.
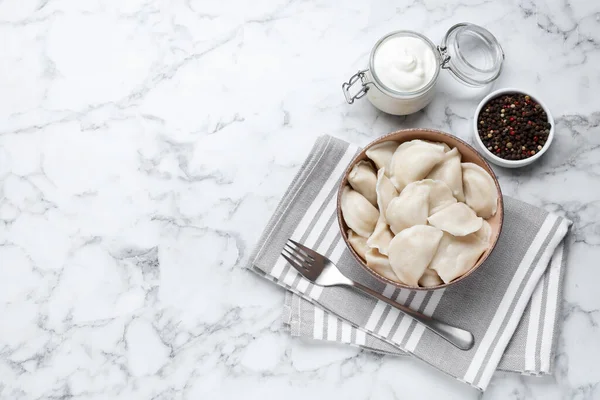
[351,282,475,351]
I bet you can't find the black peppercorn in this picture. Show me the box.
[478,93,551,160]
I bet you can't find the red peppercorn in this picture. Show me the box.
[510,131,515,136]
[528,121,532,125]
[510,117,515,121]
[534,136,538,141]
[496,149,501,154]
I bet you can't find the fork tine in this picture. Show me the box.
[282,246,310,267]
[281,252,307,274]
[287,239,315,260]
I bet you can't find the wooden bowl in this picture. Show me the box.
[337,128,504,290]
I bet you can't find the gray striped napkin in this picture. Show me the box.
[248,135,571,391]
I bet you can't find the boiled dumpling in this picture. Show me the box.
[389,140,446,191]
[429,231,488,283]
[421,179,457,215]
[348,229,369,260]
[341,186,379,238]
[348,160,377,206]
[365,249,400,282]
[366,141,399,177]
[367,168,397,255]
[385,182,430,234]
[427,202,483,236]
[424,140,452,153]
[474,220,492,244]
[388,225,444,286]
[418,268,444,287]
[367,217,394,255]
[462,163,498,218]
[427,147,465,202]
[375,168,398,223]
[438,142,452,152]
[385,180,454,234]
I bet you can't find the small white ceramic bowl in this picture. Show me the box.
[473,88,554,168]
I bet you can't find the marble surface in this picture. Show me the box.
[1,0,599,398]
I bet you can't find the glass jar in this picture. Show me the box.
[342,23,505,116]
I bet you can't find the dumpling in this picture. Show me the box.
[341,186,379,238]
[427,147,465,202]
[462,163,498,218]
[439,142,452,152]
[427,202,483,236]
[419,268,443,287]
[375,168,398,223]
[367,217,394,255]
[429,232,489,283]
[387,225,444,286]
[421,179,457,215]
[474,220,492,244]
[348,160,377,206]
[385,182,430,234]
[365,248,400,282]
[424,140,452,153]
[366,141,399,176]
[347,229,369,260]
[389,140,445,191]
[385,180,454,234]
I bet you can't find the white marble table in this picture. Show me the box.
[1,0,599,398]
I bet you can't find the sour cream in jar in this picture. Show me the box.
[342,25,505,115]
[363,32,441,115]
[372,36,437,93]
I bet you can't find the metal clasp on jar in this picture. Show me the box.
[437,45,451,69]
[342,69,371,104]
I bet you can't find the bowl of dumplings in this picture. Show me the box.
[338,129,503,290]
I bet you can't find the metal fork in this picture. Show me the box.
[282,239,475,351]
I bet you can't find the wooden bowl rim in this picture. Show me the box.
[336,128,504,291]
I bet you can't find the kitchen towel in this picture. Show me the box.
[247,135,571,391]
[281,242,567,375]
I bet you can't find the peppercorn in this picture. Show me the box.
[477,93,551,160]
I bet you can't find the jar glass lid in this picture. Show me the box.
[439,23,504,87]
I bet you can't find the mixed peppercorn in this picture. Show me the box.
[478,93,551,161]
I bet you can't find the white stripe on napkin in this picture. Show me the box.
[464,213,558,383]
[341,321,352,343]
[308,237,348,300]
[476,215,568,387]
[281,195,342,288]
[296,215,343,294]
[271,145,357,279]
[392,291,426,344]
[365,285,396,331]
[540,244,563,372]
[525,275,544,370]
[327,314,337,341]
[406,289,446,352]
[356,329,366,346]
[314,306,325,340]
